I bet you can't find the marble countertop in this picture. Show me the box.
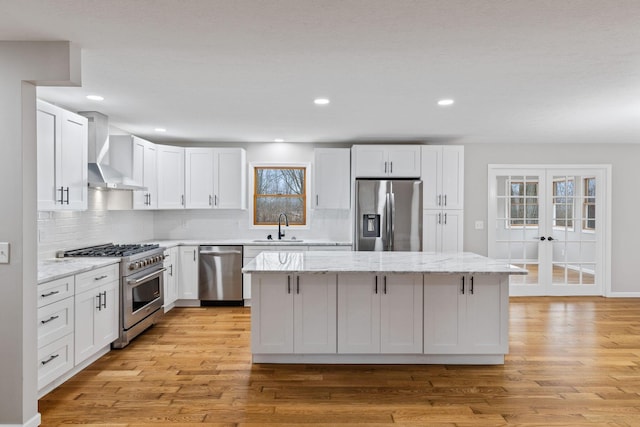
[242,251,528,275]
[38,258,120,284]
[147,239,352,249]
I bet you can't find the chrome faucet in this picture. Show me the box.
[278,213,289,240]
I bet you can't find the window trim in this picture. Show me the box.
[506,179,539,228]
[249,162,311,229]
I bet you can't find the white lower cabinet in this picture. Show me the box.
[251,273,337,354]
[423,209,463,252]
[178,245,199,300]
[74,278,119,365]
[337,273,423,354]
[423,274,508,354]
[163,246,179,311]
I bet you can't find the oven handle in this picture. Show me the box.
[127,268,166,285]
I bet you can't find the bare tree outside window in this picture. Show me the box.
[254,167,306,225]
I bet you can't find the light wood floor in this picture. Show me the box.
[39,298,640,426]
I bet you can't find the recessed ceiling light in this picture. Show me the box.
[154,128,167,132]
[274,138,285,142]
[314,98,330,105]
[437,99,454,106]
[86,95,104,101]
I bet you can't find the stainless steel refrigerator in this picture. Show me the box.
[355,179,423,251]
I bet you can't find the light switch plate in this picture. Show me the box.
[474,221,484,230]
[0,242,9,264]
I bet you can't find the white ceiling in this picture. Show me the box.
[2,0,640,144]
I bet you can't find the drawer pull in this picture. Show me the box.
[41,354,59,365]
[94,275,108,281]
[41,290,60,298]
[40,315,60,325]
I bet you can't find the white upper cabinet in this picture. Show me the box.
[214,148,247,209]
[313,148,350,209]
[37,100,88,211]
[184,147,246,210]
[157,145,185,209]
[421,146,464,210]
[352,145,421,178]
[184,148,214,209]
[110,135,158,209]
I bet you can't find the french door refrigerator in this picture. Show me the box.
[355,179,423,251]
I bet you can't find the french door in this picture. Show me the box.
[489,166,608,296]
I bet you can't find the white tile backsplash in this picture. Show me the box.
[38,189,154,259]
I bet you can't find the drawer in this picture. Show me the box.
[38,275,74,307]
[37,297,74,348]
[37,333,74,390]
[75,263,119,294]
[244,245,307,258]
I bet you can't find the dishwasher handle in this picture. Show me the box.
[200,250,242,256]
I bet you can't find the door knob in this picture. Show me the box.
[539,236,546,241]
[547,236,554,241]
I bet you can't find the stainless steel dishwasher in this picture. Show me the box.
[198,245,243,305]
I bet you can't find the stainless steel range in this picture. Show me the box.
[58,243,166,348]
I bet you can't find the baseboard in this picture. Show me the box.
[607,291,640,298]
[1,412,41,427]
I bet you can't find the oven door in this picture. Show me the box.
[123,265,166,330]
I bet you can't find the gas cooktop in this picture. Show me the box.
[58,243,160,258]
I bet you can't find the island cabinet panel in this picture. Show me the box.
[337,273,423,354]
[252,273,337,354]
[252,274,294,353]
[337,274,380,353]
[424,274,508,354]
[293,274,337,353]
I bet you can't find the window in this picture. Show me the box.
[254,166,306,225]
[508,179,539,227]
[553,178,574,229]
[583,177,596,230]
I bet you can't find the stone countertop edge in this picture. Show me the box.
[242,251,529,275]
[38,258,120,284]
[147,239,353,248]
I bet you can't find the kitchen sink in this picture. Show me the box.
[252,239,304,243]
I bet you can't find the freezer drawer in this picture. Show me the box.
[198,246,243,303]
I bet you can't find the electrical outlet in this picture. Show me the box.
[0,242,9,264]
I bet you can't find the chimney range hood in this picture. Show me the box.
[80,111,147,191]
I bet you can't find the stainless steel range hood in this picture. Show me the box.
[80,111,147,191]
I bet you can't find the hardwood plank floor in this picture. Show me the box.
[39,297,640,426]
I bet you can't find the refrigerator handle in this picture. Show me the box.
[385,192,391,251]
[389,192,395,251]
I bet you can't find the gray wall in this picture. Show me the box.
[462,143,638,294]
[0,41,80,426]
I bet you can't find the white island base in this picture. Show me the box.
[245,252,526,365]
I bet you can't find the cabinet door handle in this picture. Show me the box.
[444,194,447,207]
[193,250,196,262]
[169,264,173,276]
[375,276,378,294]
[390,161,393,174]
[209,195,213,206]
[438,213,441,224]
[296,276,300,294]
[383,276,387,294]
[461,276,465,294]
[444,213,447,225]
[65,187,70,204]
[96,294,102,310]
[287,276,291,294]
[41,354,59,365]
[316,195,319,206]
[41,290,60,298]
[438,195,442,206]
[384,161,387,173]
[58,186,65,204]
[215,195,218,206]
[101,291,107,308]
[181,194,184,206]
[470,276,474,295]
[94,275,108,281]
[40,315,60,325]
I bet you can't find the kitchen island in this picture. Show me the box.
[243,251,527,365]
